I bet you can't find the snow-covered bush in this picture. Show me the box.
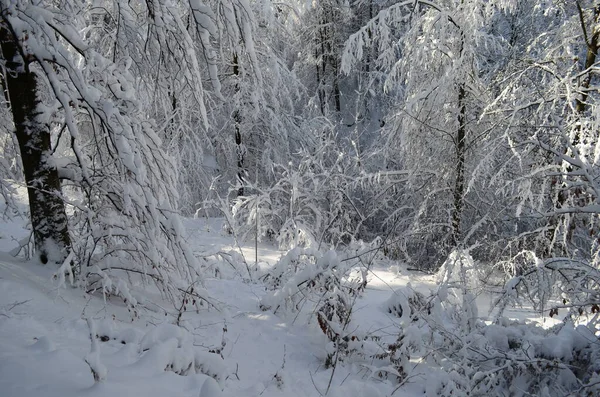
[436,250,484,293]
[372,250,600,396]
[137,323,230,381]
[89,321,231,384]
[259,248,366,314]
[228,137,366,250]
[416,317,600,396]
[494,249,600,325]
[259,243,377,368]
[385,285,431,322]
[194,248,254,280]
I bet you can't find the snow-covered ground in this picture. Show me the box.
[0,215,557,397]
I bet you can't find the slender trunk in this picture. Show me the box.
[318,24,327,115]
[232,52,244,196]
[316,48,325,115]
[452,84,467,247]
[332,56,341,113]
[363,3,373,117]
[0,25,71,264]
[574,6,600,127]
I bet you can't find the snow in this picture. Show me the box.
[2,0,600,394]
[0,257,216,397]
[0,214,589,397]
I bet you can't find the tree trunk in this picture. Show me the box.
[451,5,466,249]
[451,84,467,247]
[232,52,244,196]
[318,23,327,116]
[0,25,71,264]
[332,56,341,113]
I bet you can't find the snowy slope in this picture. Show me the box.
[0,217,420,397]
[0,254,216,397]
[0,217,563,397]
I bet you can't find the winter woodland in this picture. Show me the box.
[0,0,599,396]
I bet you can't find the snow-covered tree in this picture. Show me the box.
[0,0,207,306]
[0,1,74,263]
[341,0,515,266]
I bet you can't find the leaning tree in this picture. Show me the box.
[0,0,215,306]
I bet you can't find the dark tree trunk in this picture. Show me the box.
[315,48,325,115]
[318,24,327,116]
[0,25,71,264]
[451,84,467,247]
[332,56,341,113]
[232,52,244,196]
[450,11,466,249]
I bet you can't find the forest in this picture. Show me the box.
[0,0,599,396]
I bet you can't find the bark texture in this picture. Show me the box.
[1,24,71,264]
